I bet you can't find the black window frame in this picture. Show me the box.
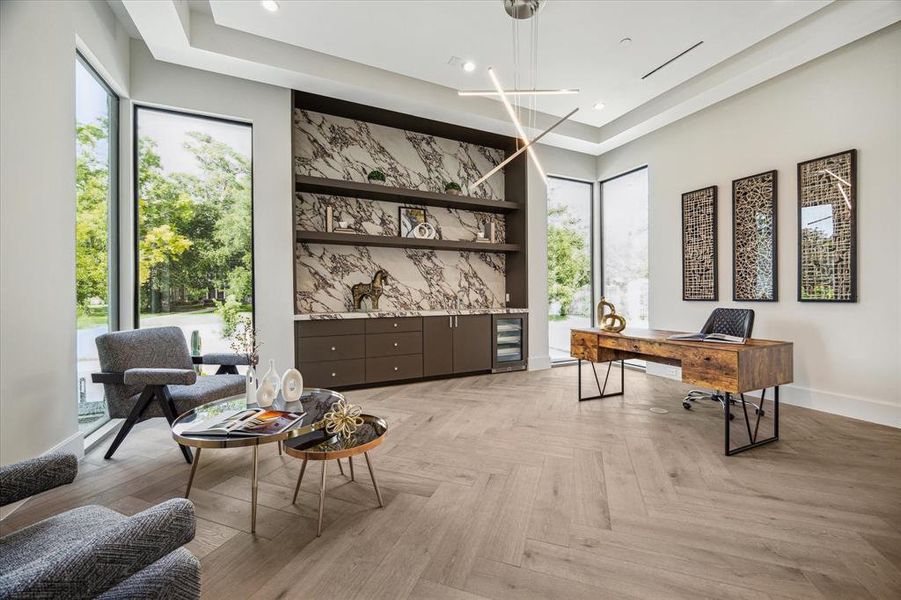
[132,105,255,330]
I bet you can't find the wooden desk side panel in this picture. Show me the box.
[571,331,599,362]
[738,344,793,392]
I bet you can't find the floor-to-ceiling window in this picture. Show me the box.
[600,167,649,332]
[134,107,253,363]
[76,53,118,435]
[547,176,593,362]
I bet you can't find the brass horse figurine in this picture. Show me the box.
[597,297,627,333]
[352,269,389,311]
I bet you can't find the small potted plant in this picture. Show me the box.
[367,169,386,185]
[444,181,462,196]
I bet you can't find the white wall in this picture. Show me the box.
[0,0,130,466]
[128,41,294,376]
[597,25,901,427]
[527,145,599,371]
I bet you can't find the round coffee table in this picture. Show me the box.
[171,388,343,533]
[284,415,387,537]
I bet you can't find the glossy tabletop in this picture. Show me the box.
[284,415,388,460]
[171,388,343,449]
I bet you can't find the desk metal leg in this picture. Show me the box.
[725,386,780,456]
[577,359,625,401]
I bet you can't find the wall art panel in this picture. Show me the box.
[732,170,777,301]
[682,186,718,301]
[797,149,857,302]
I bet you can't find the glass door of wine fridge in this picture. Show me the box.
[492,314,528,372]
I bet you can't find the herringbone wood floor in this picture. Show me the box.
[4,366,900,599]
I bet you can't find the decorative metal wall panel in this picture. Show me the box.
[732,170,777,301]
[682,186,718,301]
[797,150,857,302]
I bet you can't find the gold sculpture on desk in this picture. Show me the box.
[597,298,627,333]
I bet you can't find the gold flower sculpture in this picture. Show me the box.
[323,399,364,438]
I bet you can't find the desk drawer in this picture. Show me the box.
[682,350,739,392]
[365,317,422,334]
[301,359,365,388]
[366,354,423,383]
[366,332,422,358]
[298,335,364,362]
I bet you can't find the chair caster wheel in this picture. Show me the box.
[755,408,765,416]
[682,401,692,410]
[728,413,735,420]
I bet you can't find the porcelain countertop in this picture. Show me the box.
[294,308,529,320]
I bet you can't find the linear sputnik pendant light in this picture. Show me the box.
[466,0,579,189]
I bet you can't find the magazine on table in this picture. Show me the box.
[186,408,306,437]
[666,332,747,344]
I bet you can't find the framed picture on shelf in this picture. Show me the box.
[797,149,857,302]
[682,185,718,301]
[399,206,427,237]
[732,170,777,301]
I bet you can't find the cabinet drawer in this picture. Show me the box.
[366,332,422,358]
[301,359,365,388]
[298,335,364,362]
[365,317,422,334]
[366,354,423,383]
[297,319,364,338]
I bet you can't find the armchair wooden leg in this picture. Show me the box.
[157,386,193,464]
[105,387,155,460]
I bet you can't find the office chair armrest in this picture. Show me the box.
[0,453,77,507]
[123,368,197,386]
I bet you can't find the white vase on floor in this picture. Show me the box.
[256,359,281,407]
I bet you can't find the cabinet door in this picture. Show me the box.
[423,316,454,376]
[453,314,492,373]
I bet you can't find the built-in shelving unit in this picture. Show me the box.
[296,230,520,253]
[295,175,519,214]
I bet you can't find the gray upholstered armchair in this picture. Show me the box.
[0,453,200,599]
[93,327,248,463]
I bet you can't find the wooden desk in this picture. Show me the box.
[570,328,793,455]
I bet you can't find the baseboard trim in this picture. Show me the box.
[84,419,122,454]
[644,365,900,428]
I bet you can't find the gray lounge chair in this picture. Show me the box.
[0,453,199,599]
[93,326,248,463]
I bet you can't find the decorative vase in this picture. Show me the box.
[256,359,281,407]
[245,365,257,405]
[281,369,304,402]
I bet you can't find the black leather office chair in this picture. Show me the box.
[682,308,756,419]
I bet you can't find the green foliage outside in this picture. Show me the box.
[137,131,252,317]
[75,119,253,330]
[547,205,590,317]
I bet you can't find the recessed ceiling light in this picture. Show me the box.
[261,0,279,12]
[594,101,605,110]
[462,61,476,72]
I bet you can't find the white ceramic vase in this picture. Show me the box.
[245,365,257,405]
[256,359,281,407]
[281,368,304,403]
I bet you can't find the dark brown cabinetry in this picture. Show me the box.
[452,315,492,374]
[296,314,523,389]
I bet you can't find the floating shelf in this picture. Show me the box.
[295,230,520,253]
[295,175,519,214]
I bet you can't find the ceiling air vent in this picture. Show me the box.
[641,41,704,80]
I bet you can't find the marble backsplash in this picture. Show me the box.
[294,109,506,199]
[296,244,505,313]
[294,110,510,314]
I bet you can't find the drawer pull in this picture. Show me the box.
[331,372,336,377]
[704,356,711,362]
[393,342,399,347]
[393,322,398,328]
[331,346,336,351]
[393,366,399,371]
